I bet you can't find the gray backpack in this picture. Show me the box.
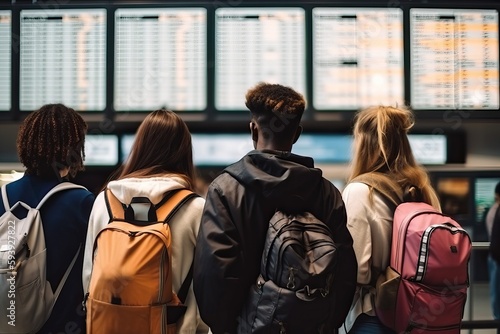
[0,182,84,333]
[238,210,338,334]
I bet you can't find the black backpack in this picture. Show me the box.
[238,210,338,334]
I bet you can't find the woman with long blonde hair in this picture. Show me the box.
[340,105,440,334]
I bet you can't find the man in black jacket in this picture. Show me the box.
[194,82,357,334]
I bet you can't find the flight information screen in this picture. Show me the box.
[85,134,119,166]
[313,8,404,110]
[408,134,447,165]
[114,8,207,112]
[0,11,11,111]
[411,9,499,110]
[20,9,106,112]
[215,8,306,111]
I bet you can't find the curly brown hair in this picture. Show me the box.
[17,104,87,178]
[245,82,305,144]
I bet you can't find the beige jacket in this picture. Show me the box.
[339,182,394,334]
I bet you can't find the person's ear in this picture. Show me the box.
[292,125,302,144]
[250,121,258,148]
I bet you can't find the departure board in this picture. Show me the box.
[215,8,306,111]
[0,11,11,111]
[411,9,499,110]
[85,134,119,166]
[20,9,106,111]
[408,134,447,165]
[313,8,404,110]
[115,8,206,111]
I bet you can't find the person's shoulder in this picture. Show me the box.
[209,170,239,190]
[189,194,205,210]
[57,183,95,208]
[343,181,370,191]
[342,182,371,198]
[62,184,94,199]
[318,177,342,195]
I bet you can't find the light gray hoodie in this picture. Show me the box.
[82,176,209,333]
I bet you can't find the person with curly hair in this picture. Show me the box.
[0,103,95,333]
[194,83,357,334]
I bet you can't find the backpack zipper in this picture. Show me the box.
[278,321,286,333]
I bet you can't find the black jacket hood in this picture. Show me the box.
[224,150,324,212]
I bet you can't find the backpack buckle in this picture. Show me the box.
[125,197,157,222]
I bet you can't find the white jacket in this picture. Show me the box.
[339,182,393,334]
[82,176,209,334]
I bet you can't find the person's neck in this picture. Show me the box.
[255,142,292,152]
[59,168,69,179]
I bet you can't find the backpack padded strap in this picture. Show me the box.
[350,172,404,288]
[157,189,199,302]
[177,257,194,304]
[49,244,82,315]
[104,188,198,224]
[2,182,86,212]
[36,182,87,210]
[156,189,198,224]
[105,189,126,220]
[1,184,9,211]
[350,172,403,208]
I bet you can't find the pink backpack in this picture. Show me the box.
[352,173,472,333]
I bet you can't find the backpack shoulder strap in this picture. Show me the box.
[156,189,199,301]
[1,184,10,211]
[36,182,88,210]
[350,173,403,287]
[155,189,199,224]
[350,172,403,208]
[35,183,87,315]
[104,188,198,223]
[49,244,81,315]
[177,258,194,303]
[104,189,126,220]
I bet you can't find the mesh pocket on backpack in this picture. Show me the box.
[374,266,400,329]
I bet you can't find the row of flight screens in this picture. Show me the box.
[0,7,498,112]
[88,132,500,226]
[84,133,447,167]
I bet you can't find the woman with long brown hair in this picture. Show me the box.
[340,105,440,334]
[82,109,208,333]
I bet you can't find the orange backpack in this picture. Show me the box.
[86,188,197,334]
